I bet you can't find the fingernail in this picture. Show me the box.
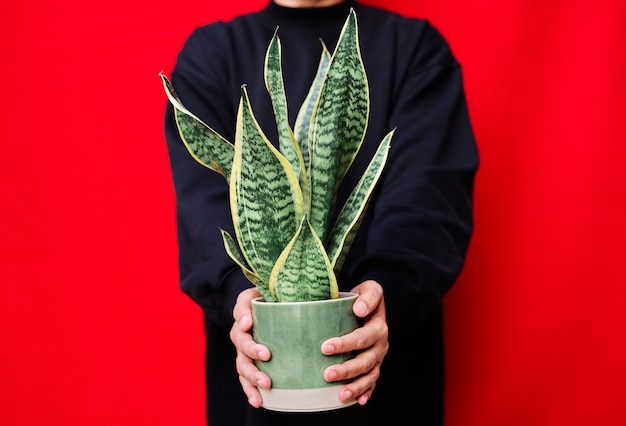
[341,390,353,401]
[355,301,367,316]
[322,343,334,354]
[325,369,337,381]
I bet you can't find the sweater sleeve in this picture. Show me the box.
[349,20,479,334]
[164,25,252,329]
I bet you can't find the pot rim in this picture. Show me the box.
[252,291,358,306]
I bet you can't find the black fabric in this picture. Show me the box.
[203,309,444,426]
[164,1,478,424]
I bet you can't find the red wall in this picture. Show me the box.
[1,0,625,424]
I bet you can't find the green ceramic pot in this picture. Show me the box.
[251,292,360,412]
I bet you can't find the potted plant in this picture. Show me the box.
[160,9,393,412]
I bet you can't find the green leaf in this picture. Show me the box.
[160,11,388,303]
[159,73,234,180]
[309,9,369,241]
[269,215,338,302]
[221,229,275,302]
[327,129,394,274]
[231,86,305,285]
[264,30,305,185]
[294,40,331,212]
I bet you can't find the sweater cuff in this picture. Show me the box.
[218,271,253,329]
[357,268,441,335]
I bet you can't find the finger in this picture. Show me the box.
[239,373,264,408]
[322,326,374,355]
[230,325,271,361]
[232,288,260,321]
[350,280,384,317]
[338,371,379,404]
[323,350,380,382]
[236,349,272,388]
[236,313,253,332]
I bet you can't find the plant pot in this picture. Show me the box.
[251,292,360,412]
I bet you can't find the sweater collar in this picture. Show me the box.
[264,0,356,25]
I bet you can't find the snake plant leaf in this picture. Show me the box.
[294,40,331,211]
[264,29,305,185]
[269,215,338,302]
[327,129,394,274]
[159,73,234,180]
[160,11,389,303]
[231,85,305,286]
[221,229,275,302]
[309,8,369,242]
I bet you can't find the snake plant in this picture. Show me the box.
[160,9,394,302]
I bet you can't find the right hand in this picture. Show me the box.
[229,288,272,408]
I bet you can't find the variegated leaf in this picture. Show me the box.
[269,215,338,302]
[221,229,275,302]
[264,30,305,184]
[231,86,305,285]
[294,40,331,212]
[159,73,234,180]
[309,9,369,242]
[327,129,394,273]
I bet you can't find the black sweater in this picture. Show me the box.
[164,1,478,424]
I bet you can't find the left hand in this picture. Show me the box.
[322,279,389,405]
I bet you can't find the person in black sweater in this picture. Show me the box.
[164,0,478,424]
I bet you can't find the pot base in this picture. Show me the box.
[259,385,358,412]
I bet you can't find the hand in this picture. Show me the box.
[321,280,389,406]
[229,287,271,408]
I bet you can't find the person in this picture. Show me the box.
[163,0,478,424]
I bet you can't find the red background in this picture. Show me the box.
[1,0,625,424]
